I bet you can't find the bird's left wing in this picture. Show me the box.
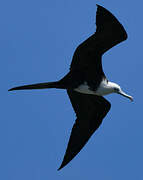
[69,5,127,90]
[58,90,111,170]
[70,5,128,71]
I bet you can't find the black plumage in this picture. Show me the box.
[58,90,111,170]
[9,4,128,170]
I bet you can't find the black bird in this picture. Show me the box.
[9,5,133,170]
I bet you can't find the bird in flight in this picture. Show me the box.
[9,5,133,170]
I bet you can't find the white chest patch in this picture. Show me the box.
[74,79,114,96]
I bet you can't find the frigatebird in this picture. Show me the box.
[9,5,133,170]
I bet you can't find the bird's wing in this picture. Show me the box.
[70,5,127,88]
[58,90,111,170]
[95,4,127,54]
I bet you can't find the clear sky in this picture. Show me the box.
[1,0,142,179]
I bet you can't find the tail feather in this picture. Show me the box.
[8,81,61,91]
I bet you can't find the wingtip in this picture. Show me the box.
[57,162,66,171]
[57,165,63,171]
[96,4,100,9]
[96,4,102,8]
[57,167,61,171]
[96,4,106,14]
[8,88,13,91]
[8,87,16,91]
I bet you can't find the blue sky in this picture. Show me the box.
[1,0,142,179]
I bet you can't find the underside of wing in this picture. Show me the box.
[70,5,127,71]
[58,90,111,170]
[95,4,127,54]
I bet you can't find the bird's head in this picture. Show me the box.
[110,82,133,101]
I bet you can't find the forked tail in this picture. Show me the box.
[8,81,62,91]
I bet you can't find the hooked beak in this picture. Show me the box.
[118,90,133,102]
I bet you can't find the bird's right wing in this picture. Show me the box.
[58,90,111,170]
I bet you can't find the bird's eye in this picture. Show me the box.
[114,87,119,91]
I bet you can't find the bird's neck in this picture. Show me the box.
[95,80,115,96]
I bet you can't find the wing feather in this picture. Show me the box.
[58,90,111,170]
[70,5,127,70]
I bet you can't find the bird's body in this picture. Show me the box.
[9,5,133,170]
[75,79,112,96]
